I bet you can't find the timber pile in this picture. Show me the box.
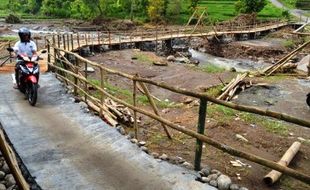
[104,98,135,125]
[84,97,135,127]
[217,73,250,101]
[261,40,310,76]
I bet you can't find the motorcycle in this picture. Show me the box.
[307,93,310,108]
[7,47,46,106]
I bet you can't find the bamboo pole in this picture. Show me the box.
[138,80,172,139]
[48,62,310,184]
[100,67,104,118]
[264,142,302,185]
[51,47,310,128]
[0,128,29,190]
[194,98,207,170]
[133,79,138,139]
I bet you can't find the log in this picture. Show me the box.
[218,73,248,100]
[0,128,29,190]
[264,142,301,185]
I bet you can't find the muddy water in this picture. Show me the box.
[190,49,271,72]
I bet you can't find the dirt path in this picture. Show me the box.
[0,73,215,190]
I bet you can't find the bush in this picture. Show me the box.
[5,14,22,24]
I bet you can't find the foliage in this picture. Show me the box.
[5,13,21,23]
[235,0,267,14]
[147,0,165,22]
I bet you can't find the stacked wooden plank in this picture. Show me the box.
[217,73,250,101]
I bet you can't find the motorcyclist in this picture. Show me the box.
[12,27,37,88]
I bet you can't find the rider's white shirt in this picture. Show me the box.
[13,40,37,57]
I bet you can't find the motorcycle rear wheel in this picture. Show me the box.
[27,83,38,106]
[307,94,310,107]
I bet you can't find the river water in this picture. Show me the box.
[189,48,271,72]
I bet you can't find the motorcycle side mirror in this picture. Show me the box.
[40,50,47,54]
[6,47,14,52]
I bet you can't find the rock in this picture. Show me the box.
[217,175,232,190]
[167,55,176,62]
[1,163,10,174]
[151,152,159,159]
[0,183,5,190]
[79,102,88,109]
[229,184,239,190]
[182,162,193,169]
[153,61,168,66]
[141,146,149,153]
[83,108,90,113]
[5,174,15,187]
[239,187,249,190]
[138,141,146,146]
[84,66,95,73]
[0,172,4,180]
[236,134,249,143]
[211,169,221,176]
[116,126,126,135]
[183,97,194,104]
[130,138,138,144]
[175,156,185,164]
[128,132,135,139]
[209,180,218,187]
[201,177,210,183]
[208,174,219,181]
[7,185,15,190]
[159,154,168,160]
[200,165,211,176]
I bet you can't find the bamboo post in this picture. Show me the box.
[155,24,158,53]
[85,34,88,45]
[62,34,66,50]
[47,43,51,71]
[194,98,207,171]
[74,60,78,96]
[67,34,70,51]
[57,34,60,48]
[83,60,88,101]
[71,34,74,51]
[108,31,111,47]
[52,35,56,47]
[138,81,172,139]
[264,142,302,185]
[100,67,104,118]
[133,79,138,139]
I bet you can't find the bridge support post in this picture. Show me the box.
[194,98,207,171]
[47,43,51,72]
[249,33,256,40]
[163,39,173,55]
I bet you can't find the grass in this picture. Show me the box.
[282,39,295,48]
[0,36,18,41]
[133,52,154,64]
[89,79,178,108]
[195,0,285,23]
[199,64,226,73]
[204,84,225,97]
[262,75,291,83]
[208,104,289,135]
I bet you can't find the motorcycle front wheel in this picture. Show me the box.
[27,83,38,106]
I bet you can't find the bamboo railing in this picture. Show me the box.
[45,35,310,184]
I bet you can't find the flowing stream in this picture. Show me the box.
[189,48,271,72]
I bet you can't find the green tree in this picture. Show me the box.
[235,0,267,13]
[27,0,43,14]
[41,0,73,17]
[147,0,165,22]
